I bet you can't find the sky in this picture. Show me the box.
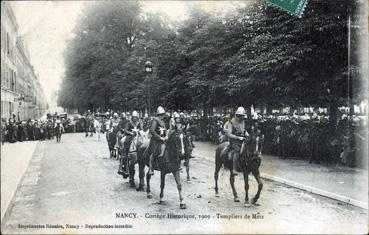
[10,1,244,106]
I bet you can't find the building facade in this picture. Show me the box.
[1,1,47,120]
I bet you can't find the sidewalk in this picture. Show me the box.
[1,141,38,221]
[193,141,368,209]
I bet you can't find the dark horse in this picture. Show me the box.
[136,130,187,209]
[214,130,264,205]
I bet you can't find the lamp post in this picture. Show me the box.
[145,60,153,117]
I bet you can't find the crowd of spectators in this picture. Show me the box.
[188,113,367,168]
[2,111,366,168]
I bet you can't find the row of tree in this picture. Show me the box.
[58,0,366,122]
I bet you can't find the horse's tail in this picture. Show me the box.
[215,145,223,169]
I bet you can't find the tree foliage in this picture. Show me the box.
[58,0,366,116]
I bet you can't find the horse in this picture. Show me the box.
[55,123,63,142]
[118,130,149,186]
[137,130,187,209]
[214,130,264,206]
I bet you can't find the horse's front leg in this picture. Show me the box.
[159,172,166,204]
[243,169,250,206]
[230,171,239,202]
[251,170,263,205]
[173,171,186,209]
[146,170,153,198]
[137,162,145,191]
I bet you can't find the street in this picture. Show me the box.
[1,133,367,234]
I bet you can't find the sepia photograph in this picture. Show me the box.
[1,0,368,234]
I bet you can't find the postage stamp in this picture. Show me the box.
[266,0,308,17]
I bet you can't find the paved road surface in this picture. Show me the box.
[1,133,367,234]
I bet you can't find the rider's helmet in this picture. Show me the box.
[105,112,110,117]
[121,112,126,119]
[235,106,246,117]
[132,111,139,118]
[157,106,165,115]
[173,112,180,119]
[113,113,118,118]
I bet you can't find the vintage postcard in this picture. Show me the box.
[1,0,368,234]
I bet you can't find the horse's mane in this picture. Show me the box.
[165,130,183,161]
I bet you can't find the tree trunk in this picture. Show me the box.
[329,101,338,127]
[246,105,252,121]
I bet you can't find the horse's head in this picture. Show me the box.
[131,129,149,147]
[166,130,186,159]
[241,130,264,161]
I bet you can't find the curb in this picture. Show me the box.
[192,153,368,210]
[260,173,368,210]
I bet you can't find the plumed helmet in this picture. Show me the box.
[235,106,246,116]
[173,112,180,119]
[157,106,165,115]
[121,112,126,118]
[113,113,118,117]
[132,111,139,118]
[105,112,110,116]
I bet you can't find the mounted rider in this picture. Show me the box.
[120,111,143,176]
[224,106,249,176]
[103,112,111,133]
[110,113,120,133]
[147,106,168,176]
[171,112,194,161]
[118,112,128,134]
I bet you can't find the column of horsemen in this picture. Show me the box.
[102,106,264,208]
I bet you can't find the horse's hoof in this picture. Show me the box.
[215,193,220,198]
[117,171,123,175]
[186,178,191,182]
[234,197,240,202]
[252,198,260,206]
[129,182,136,188]
[136,186,144,192]
[159,200,166,205]
[244,201,251,207]
[147,194,153,199]
[180,203,186,209]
